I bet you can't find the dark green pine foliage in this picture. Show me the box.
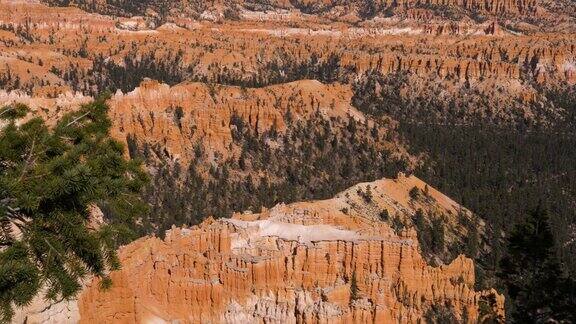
[0,99,148,322]
[349,270,359,303]
[498,204,576,323]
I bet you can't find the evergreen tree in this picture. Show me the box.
[409,186,421,200]
[465,221,479,258]
[379,209,390,221]
[498,204,576,323]
[349,270,359,303]
[413,209,431,254]
[430,216,445,254]
[478,293,505,323]
[424,304,458,324]
[0,99,148,322]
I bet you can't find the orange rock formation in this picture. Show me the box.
[78,175,503,323]
[1,0,574,96]
[107,79,363,161]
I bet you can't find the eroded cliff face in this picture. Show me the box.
[0,78,380,163]
[1,0,575,94]
[77,174,503,323]
[42,0,542,21]
[0,5,573,143]
[108,79,362,162]
[280,0,539,16]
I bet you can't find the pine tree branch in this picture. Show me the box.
[19,138,36,182]
[43,238,64,260]
[121,198,134,207]
[0,106,14,118]
[65,111,90,128]
[4,203,30,233]
[21,172,48,181]
[0,217,14,247]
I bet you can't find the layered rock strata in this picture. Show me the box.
[107,79,364,162]
[77,175,503,323]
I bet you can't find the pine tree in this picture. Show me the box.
[465,218,479,258]
[0,98,148,322]
[430,216,445,254]
[498,203,576,323]
[413,209,431,253]
[379,209,389,221]
[409,186,421,200]
[350,270,359,303]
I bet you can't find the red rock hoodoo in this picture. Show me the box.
[78,175,504,323]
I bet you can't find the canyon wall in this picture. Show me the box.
[107,79,361,161]
[77,175,503,323]
[2,1,575,95]
[286,0,539,15]
[45,0,541,19]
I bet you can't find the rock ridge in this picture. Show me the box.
[77,174,504,323]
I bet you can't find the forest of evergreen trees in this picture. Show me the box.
[56,48,349,96]
[400,123,576,321]
[350,73,576,322]
[352,71,576,130]
[133,112,407,235]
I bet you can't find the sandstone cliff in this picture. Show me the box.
[76,174,503,323]
[42,0,543,21]
[107,79,364,162]
[1,1,574,105]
